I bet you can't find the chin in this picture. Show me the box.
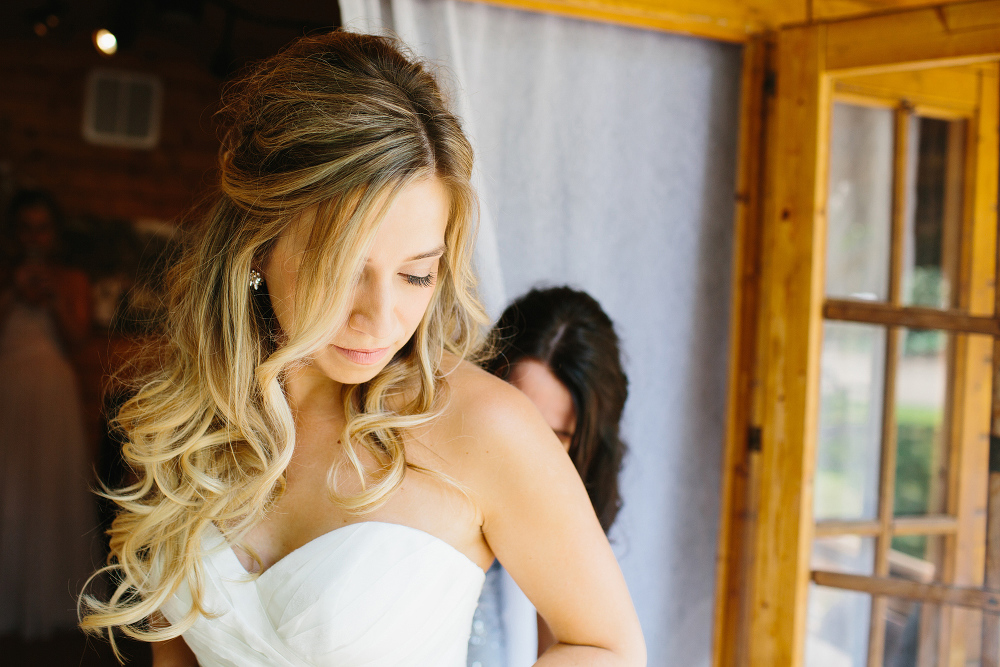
[315,352,395,386]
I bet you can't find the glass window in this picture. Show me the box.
[888,535,945,583]
[900,116,967,310]
[825,103,895,302]
[806,585,872,667]
[893,328,950,517]
[816,321,887,521]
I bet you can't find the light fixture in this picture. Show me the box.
[93,28,118,56]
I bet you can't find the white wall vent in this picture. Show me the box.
[82,69,163,149]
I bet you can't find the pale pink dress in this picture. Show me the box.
[0,302,99,638]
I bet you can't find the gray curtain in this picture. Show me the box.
[340,1,742,663]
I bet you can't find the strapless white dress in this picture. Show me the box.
[159,521,487,666]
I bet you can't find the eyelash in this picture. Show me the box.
[403,272,436,288]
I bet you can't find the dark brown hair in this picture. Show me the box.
[486,286,628,533]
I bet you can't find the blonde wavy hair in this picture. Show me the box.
[79,30,488,649]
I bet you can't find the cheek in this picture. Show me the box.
[398,290,435,334]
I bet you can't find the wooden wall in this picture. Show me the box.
[0,29,226,460]
[0,31,222,224]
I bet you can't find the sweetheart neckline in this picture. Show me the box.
[209,520,488,579]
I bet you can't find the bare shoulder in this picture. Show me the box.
[436,355,551,447]
[430,354,570,492]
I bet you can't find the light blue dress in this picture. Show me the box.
[467,560,507,667]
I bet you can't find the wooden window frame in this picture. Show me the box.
[815,83,993,665]
[712,2,1000,666]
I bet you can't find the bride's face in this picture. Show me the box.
[263,177,451,386]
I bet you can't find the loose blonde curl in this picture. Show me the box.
[79,31,488,653]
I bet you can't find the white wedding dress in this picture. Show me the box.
[160,521,486,666]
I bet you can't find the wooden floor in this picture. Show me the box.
[0,631,152,666]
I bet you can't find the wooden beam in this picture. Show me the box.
[460,0,804,41]
[746,25,829,667]
[712,34,769,667]
[942,62,999,666]
[980,63,1000,667]
[814,520,883,536]
[893,515,961,535]
[866,101,912,667]
[814,0,998,21]
[823,299,1000,335]
[812,515,961,536]
[458,0,994,43]
[834,65,983,114]
[812,570,1000,612]
[825,0,1000,75]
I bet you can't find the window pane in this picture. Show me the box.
[883,599,940,667]
[888,535,945,583]
[806,584,871,667]
[812,535,876,575]
[893,328,949,517]
[883,598,981,667]
[816,321,886,521]
[826,102,895,302]
[901,116,967,310]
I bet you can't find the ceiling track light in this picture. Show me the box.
[93,28,118,56]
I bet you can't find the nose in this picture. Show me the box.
[348,274,395,342]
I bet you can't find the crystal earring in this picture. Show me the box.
[249,269,263,291]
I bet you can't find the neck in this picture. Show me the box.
[284,363,347,421]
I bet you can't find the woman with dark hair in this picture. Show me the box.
[0,188,96,638]
[469,286,629,665]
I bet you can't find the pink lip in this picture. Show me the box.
[334,345,391,366]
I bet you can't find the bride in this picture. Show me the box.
[80,30,644,667]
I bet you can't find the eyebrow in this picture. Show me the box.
[405,245,447,262]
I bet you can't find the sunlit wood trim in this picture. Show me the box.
[814,520,883,536]
[985,466,1000,664]
[811,570,1000,612]
[832,90,975,119]
[712,34,769,667]
[944,62,999,665]
[967,66,1000,318]
[834,65,983,114]
[823,299,1000,335]
[831,91,898,109]
[980,63,1000,667]
[813,0,992,21]
[813,516,961,536]
[865,104,913,665]
[459,0,791,41]
[746,25,829,667]
[910,104,979,121]
[892,515,961,535]
[824,0,1000,75]
[459,0,991,43]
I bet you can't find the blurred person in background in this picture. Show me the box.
[0,188,96,639]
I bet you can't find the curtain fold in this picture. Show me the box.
[341,0,508,320]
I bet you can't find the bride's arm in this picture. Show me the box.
[149,612,199,667]
[463,380,646,667]
[152,637,198,667]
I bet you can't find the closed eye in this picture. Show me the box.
[403,272,436,288]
